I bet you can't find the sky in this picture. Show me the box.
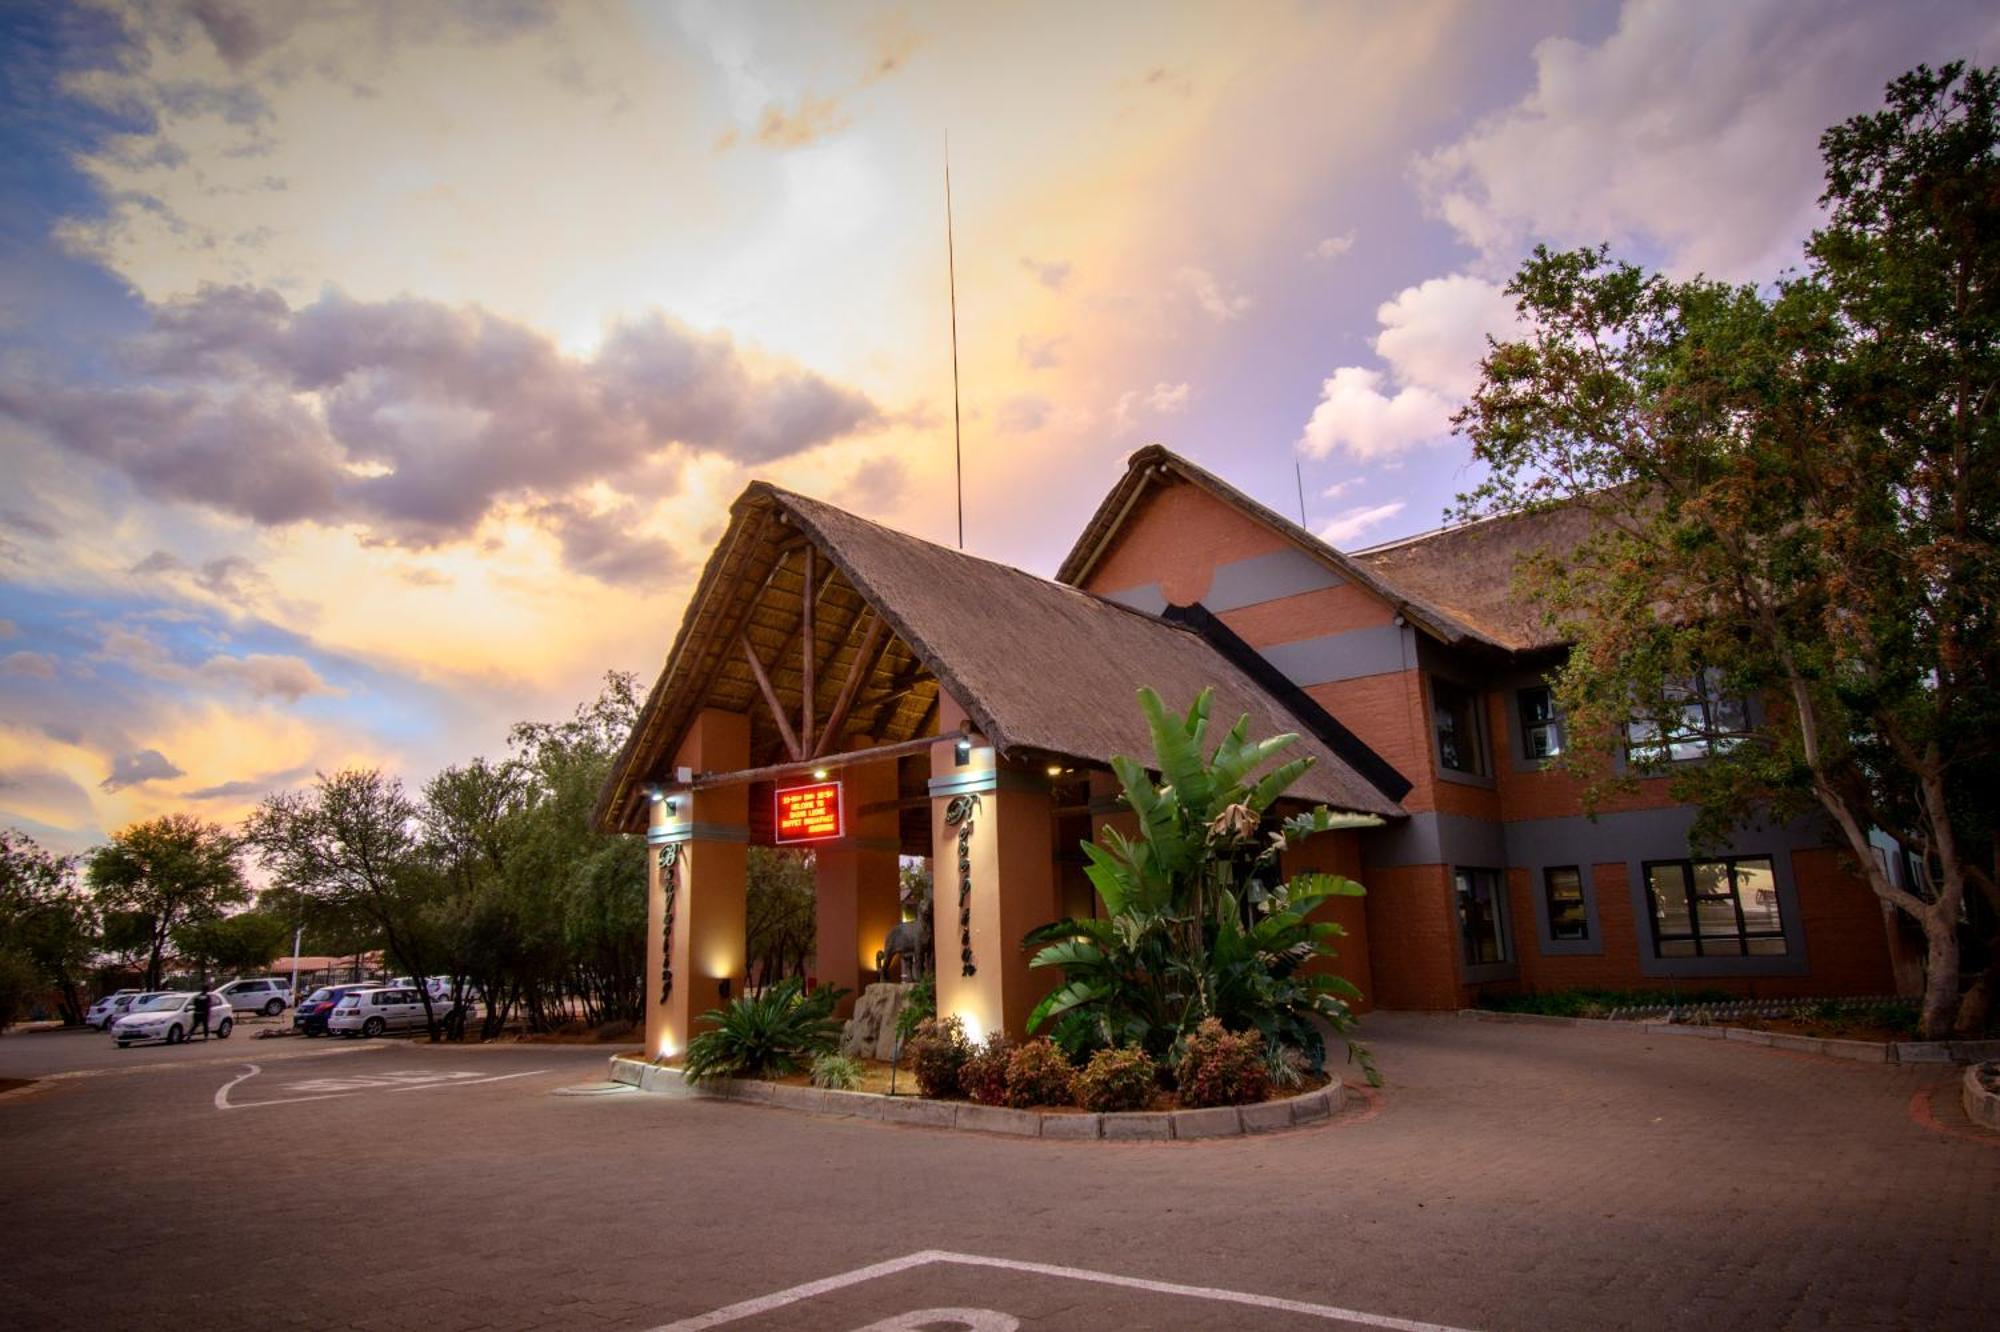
[2,0,1997,855]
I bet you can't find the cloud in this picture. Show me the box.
[1319,500,1407,546]
[1310,232,1356,260]
[95,623,338,701]
[1016,334,1064,369]
[0,509,57,539]
[1174,266,1251,321]
[185,762,314,800]
[996,395,1052,435]
[1412,0,2000,281]
[840,455,907,513]
[129,549,274,603]
[0,620,15,639]
[1020,257,1072,291]
[102,748,185,791]
[1142,66,1194,99]
[752,92,850,149]
[1296,274,1519,460]
[1112,382,1193,433]
[1321,478,1362,500]
[2,651,57,679]
[527,498,681,589]
[0,286,881,579]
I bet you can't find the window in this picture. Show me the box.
[1432,678,1489,776]
[1543,866,1588,941]
[1518,685,1564,760]
[1645,856,1785,958]
[1625,668,1749,764]
[1454,867,1509,965]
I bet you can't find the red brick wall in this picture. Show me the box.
[1218,581,1397,644]
[1283,830,1374,1013]
[1084,479,1287,606]
[1362,864,1464,1010]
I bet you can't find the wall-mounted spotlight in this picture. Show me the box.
[664,796,679,816]
[954,736,972,765]
[646,784,665,804]
[1045,764,1064,778]
[812,768,830,780]
[717,977,732,1002]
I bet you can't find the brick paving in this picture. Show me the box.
[1,1014,1994,1330]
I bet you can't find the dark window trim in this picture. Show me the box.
[1453,865,1510,969]
[1642,855,1786,958]
[1624,668,1751,765]
[1431,675,1492,780]
[1517,684,1564,764]
[1542,865,1588,942]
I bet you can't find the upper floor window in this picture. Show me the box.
[1518,685,1564,761]
[1625,668,1749,764]
[1432,678,1489,776]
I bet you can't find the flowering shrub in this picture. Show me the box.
[1174,1019,1271,1108]
[958,1034,1017,1105]
[1003,1038,1075,1108]
[1073,1045,1158,1113]
[905,1015,972,1099]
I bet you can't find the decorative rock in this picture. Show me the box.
[840,982,915,1061]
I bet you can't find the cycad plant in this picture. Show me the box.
[1026,687,1379,1084]
[682,978,848,1082]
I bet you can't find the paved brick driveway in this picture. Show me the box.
[1,1014,1992,1330]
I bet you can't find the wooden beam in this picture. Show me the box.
[740,633,803,760]
[800,545,815,752]
[811,612,891,758]
[683,731,950,792]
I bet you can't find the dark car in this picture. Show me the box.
[293,984,377,1037]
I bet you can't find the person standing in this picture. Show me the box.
[190,986,212,1041]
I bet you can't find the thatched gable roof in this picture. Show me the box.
[1057,445,1581,653]
[594,481,1407,833]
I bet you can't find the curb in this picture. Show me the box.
[1458,1008,2000,1065]
[1963,1064,2000,1132]
[606,1055,1341,1140]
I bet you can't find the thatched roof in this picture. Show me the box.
[594,481,1408,833]
[1057,445,1583,653]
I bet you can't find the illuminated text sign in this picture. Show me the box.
[774,781,843,843]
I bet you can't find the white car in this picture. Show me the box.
[112,991,234,1046]
[217,977,292,1016]
[85,989,144,1030]
[327,987,432,1038]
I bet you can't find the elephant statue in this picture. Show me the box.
[876,917,931,982]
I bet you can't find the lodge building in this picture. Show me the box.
[595,446,1913,1058]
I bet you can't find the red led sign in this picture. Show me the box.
[774,781,843,843]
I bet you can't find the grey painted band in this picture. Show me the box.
[1258,624,1413,687]
[646,821,751,846]
[926,769,1047,798]
[1205,547,1343,612]
[808,836,903,855]
[1104,583,1169,616]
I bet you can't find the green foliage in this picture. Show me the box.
[1454,63,2000,1040]
[1174,1019,1271,1109]
[895,973,935,1044]
[904,1014,971,1099]
[0,829,97,1025]
[958,1033,1016,1105]
[87,814,246,991]
[745,848,815,984]
[810,1052,864,1090]
[1003,1039,1075,1109]
[174,909,292,975]
[1072,1045,1157,1113]
[1477,987,1732,1018]
[0,947,41,1031]
[1026,687,1377,1083]
[681,978,848,1082]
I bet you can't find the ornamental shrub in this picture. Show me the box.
[810,1052,863,1090]
[1003,1038,1075,1108]
[905,1015,972,1099]
[959,1033,1017,1105]
[1073,1045,1157,1113]
[682,978,848,1083]
[1174,1019,1271,1108]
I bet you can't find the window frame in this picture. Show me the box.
[1431,676,1492,779]
[1642,855,1786,959]
[1452,866,1511,969]
[1624,668,1751,766]
[1542,865,1589,942]
[1517,684,1564,763]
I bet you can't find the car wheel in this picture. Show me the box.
[217,1018,233,1039]
[166,1023,184,1044]
[363,1016,386,1038]
[264,998,283,1016]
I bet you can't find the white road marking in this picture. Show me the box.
[850,1308,1019,1331]
[647,1250,1482,1332]
[216,1066,550,1110]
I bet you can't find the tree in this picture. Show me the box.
[244,769,447,1038]
[175,908,293,976]
[0,829,97,1027]
[86,815,246,990]
[1455,63,1999,1038]
[745,848,815,986]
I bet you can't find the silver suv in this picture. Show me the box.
[217,978,291,1016]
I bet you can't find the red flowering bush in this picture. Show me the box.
[1073,1045,1158,1113]
[1003,1038,1075,1108]
[905,1015,972,1099]
[959,1034,1017,1105]
[1174,1019,1271,1108]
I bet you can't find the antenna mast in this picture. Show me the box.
[1295,461,1308,526]
[946,133,964,550]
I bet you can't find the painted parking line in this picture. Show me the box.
[216,1063,550,1110]
[648,1249,1481,1332]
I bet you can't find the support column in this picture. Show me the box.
[928,695,1059,1043]
[646,709,749,1059]
[813,739,903,1016]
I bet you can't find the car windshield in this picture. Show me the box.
[132,994,188,1012]
[306,988,334,1003]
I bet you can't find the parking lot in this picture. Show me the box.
[2,1013,1995,1331]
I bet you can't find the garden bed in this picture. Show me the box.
[606,1053,1343,1140]
[1462,1007,2000,1065]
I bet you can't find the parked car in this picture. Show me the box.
[85,989,143,1030]
[293,983,375,1037]
[327,987,431,1038]
[112,991,233,1046]
[217,977,291,1016]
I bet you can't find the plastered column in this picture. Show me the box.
[646,709,749,1058]
[928,699,1060,1043]
[813,740,903,1016]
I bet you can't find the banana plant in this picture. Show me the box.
[1026,687,1379,1084]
